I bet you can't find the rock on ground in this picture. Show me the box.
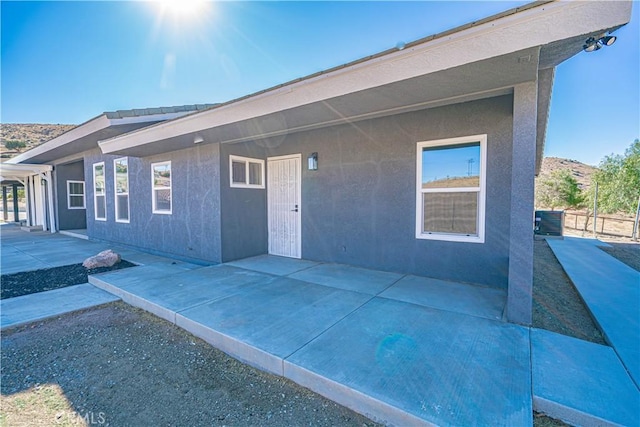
[82,250,121,269]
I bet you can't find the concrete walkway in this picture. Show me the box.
[2,225,639,426]
[547,237,640,387]
[1,284,120,330]
[540,237,640,426]
[531,328,639,427]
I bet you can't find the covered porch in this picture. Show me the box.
[0,163,57,232]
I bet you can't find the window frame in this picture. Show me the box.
[93,162,106,221]
[66,180,85,210]
[151,161,172,215]
[229,155,265,189]
[114,157,130,223]
[415,134,487,243]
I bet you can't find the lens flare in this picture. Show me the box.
[157,0,207,18]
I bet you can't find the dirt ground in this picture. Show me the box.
[563,229,640,273]
[532,239,606,344]
[2,238,625,426]
[600,242,640,272]
[1,302,379,427]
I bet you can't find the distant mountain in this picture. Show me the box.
[1,123,76,159]
[537,157,597,191]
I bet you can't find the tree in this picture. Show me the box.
[536,169,586,210]
[590,139,640,214]
[3,140,26,151]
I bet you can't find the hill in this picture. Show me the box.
[537,157,597,191]
[1,123,76,159]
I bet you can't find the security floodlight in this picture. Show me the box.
[600,35,616,46]
[584,34,617,52]
[583,38,602,52]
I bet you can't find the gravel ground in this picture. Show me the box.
[1,302,379,427]
[1,239,610,427]
[0,261,136,300]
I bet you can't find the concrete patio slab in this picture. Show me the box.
[89,263,191,294]
[177,277,372,374]
[91,265,278,323]
[285,297,532,427]
[547,237,640,387]
[226,254,319,276]
[1,227,113,274]
[380,275,506,320]
[0,283,120,330]
[531,328,640,427]
[1,223,203,275]
[289,263,402,295]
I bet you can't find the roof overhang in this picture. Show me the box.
[90,1,628,163]
[0,163,53,184]
[8,106,215,165]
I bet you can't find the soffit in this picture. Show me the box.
[13,122,164,164]
[99,0,632,158]
[9,105,218,165]
[0,163,53,182]
[103,48,539,158]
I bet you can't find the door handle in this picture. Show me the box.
[291,204,299,212]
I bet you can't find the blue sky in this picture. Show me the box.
[1,1,638,166]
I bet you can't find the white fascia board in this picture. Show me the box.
[108,110,199,126]
[8,115,111,164]
[8,111,198,165]
[100,0,632,154]
[0,163,53,180]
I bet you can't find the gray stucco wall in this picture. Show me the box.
[55,160,87,230]
[219,144,269,262]
[221,95,514,288]
[85,144,222,263]
[508,82,537,324]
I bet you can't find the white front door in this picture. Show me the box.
[267,154,301,258]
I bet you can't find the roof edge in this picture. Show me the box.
[8,104,217,164]
[98,1,557,147]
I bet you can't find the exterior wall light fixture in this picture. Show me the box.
[308,152,318,171]
[193,135,204,144]
[583,33,617,52]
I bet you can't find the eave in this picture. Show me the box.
[8,106,216,165]
[97,1,631,165]
[0,163,53,183]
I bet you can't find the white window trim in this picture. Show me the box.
[415,134,487,243]
[93,162,106,221]
[152,161,172,215]
[114,157,130,223]
[229,155,265,189]
[67,180,85,210]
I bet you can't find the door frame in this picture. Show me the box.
[267,154,302,258]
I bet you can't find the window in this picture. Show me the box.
[152,161,171,214]
[93,162,106,220]
[67,181,85,209]
[416,135,486,243]
[230,155,265,188]
[114,158,130,223]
